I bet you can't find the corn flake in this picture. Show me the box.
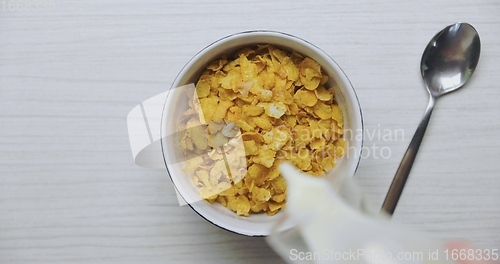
[294,88,318,107]
[258,102,287,119]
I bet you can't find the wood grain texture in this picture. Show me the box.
[0,0,499,263]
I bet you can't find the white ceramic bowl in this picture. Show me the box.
[160,31,363,236]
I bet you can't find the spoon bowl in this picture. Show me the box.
[382,23,481,215]
[421,23,481,97]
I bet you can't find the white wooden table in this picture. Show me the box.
[1,0,499,263]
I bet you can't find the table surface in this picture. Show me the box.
[1,0,499,263]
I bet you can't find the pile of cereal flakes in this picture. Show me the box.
[179,45,345,216]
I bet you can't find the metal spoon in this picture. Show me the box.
[381,23,481,215]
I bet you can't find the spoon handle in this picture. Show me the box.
[382,96,436,215]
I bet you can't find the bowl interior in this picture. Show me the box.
[161,31,363,236]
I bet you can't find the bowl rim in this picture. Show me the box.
[160,30,364,236]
